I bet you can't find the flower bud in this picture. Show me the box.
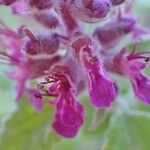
[63,0,111,23]
[34,10,60,29]
[23,29,59,55]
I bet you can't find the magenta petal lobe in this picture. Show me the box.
[83,54,117,108]
[89,74,117,107]
[27,88,44,112]
[132,73,150,104]
[52,119,78,138]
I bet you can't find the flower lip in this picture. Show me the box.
[52,96,84,138]
[81,46,118,108]
[52,118,79,138]
[132,73,150,104]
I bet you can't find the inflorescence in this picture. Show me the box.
[0,0,150,138]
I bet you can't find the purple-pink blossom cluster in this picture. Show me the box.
[0,0,150,138]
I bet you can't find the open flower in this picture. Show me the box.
[93,8,150,49]
[0,0,150,139]
[0,25,61,100]
[37,65,84,138]
[111,47,150,104]
[71,36,118,107]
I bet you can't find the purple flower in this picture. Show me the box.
[71,36,117,108]
[127,53,150,104]
[0,25,61,100]
[63,0,111,23]
[82,46,117,107]
[132,73,150,104]
[1,0,150,139]
[52,98,84,138]
[110,48,150,104]
[41,65,85,138]
[93,14,136,49]
[93,11,150,49]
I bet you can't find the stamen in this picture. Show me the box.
[0,51,19,63]
[0,51,11,63]
[34,93,42,99]
[40,80,56,84]
[37,83,58,97]
[127,43,150,61]
[40,93,58,97]
[37,84,44,90]
[128,53,150,62]
[0,51,10,57]
[145,58,150,62]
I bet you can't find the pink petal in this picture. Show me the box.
[83,55,117,107]
[27,88,44,112]
[89,73,118,107]
[52,119,78,138]
[132,73,150,104]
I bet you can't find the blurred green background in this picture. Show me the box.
[1,0,150,150]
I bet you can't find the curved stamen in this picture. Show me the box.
[128,55,150,62]
[0,51,19,63]
[36,83,58,97]
[37,76,58,98]
[128,49,150,62]
[0,55,10,61]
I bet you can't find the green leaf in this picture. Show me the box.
[101,111,150,150]
[0,99,61,150]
